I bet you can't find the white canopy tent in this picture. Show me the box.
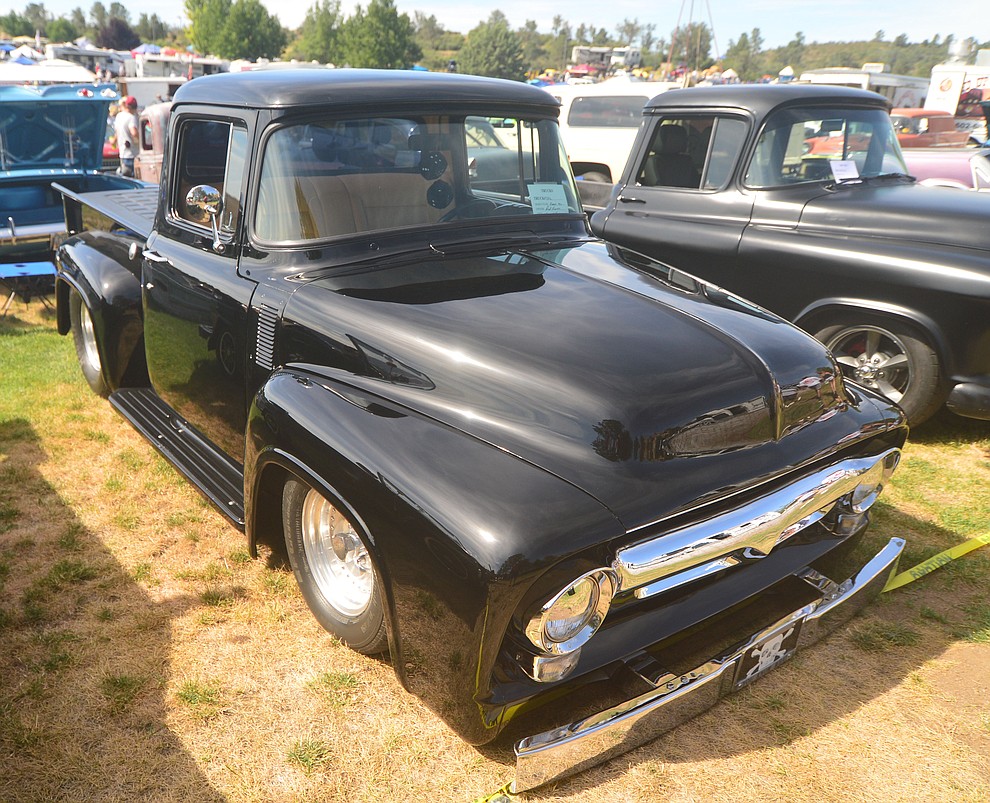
[0,59,97,85]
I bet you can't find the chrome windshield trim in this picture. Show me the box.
[513,536,905,792]
[613,448,900,599]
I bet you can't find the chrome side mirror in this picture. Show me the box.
[184,184,225,254]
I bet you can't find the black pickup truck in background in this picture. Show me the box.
[591,84,990,426]
[52,69,909,792]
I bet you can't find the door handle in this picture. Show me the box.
[617,195,646,204]
[142,249,169,263]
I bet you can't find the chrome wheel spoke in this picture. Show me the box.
[879,352,908,369]
[875,379,903,402]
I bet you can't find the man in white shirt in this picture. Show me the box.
[114,96,139,177]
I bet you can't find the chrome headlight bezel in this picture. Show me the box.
[524,568,617,655]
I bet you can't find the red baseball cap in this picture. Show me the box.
[123,95,137,108]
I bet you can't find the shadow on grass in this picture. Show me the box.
[0,419,226,802]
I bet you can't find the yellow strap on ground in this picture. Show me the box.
[882,533,990,592]
[474,782,517,802]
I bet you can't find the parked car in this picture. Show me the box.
[591,84,990,426]
[902,145,990,190]
[54,70,908,792]
[890,107,974,147]
[545,80,678,208]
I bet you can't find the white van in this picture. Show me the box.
[546,80,680,184]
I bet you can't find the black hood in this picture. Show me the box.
[280,241,894,530]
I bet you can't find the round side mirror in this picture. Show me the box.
[184,184,223,225]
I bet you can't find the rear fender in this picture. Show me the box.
[55,230,148,389]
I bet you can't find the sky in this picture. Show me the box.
[10,0,990,56]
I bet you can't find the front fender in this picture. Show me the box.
[55,230,147,390]
[244,369,623,744]
[794,297,953,374]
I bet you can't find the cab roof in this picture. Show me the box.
[645,84,892,116]
[172,68,561,115]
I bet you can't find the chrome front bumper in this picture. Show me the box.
[512,536,905,792]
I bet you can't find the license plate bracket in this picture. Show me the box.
[733,617,803,689]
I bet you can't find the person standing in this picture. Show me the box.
[114,96,139,177]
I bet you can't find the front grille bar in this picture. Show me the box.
[613,448,901,600]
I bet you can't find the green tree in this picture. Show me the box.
[669,21,714,71]
[23,3,48,34]
[96,16,138,49]
[516,19,545,68]
[185,0,230,55]
[70,7,86,32]
[89,2,107,31]
[46,18,79,42]
[216,0,286,59]
[108,2,129,24]
[340,0,421,69]
[459,12,525,81]
[615,18,641,46]
[0,10,32,37]
[285,0,341,62]
[136,12,168,42]
[723,27,765,80]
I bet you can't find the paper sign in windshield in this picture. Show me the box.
[829,160,860,181]
[528,183,569,214]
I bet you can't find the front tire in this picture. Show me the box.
[282,479,387,654]
[814,316,946,426]
[69,290,109,398]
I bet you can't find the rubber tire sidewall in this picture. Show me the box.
[282,478,388,655]
[814,315,947,427]
[69,290,110,398]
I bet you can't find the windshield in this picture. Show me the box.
[254,113,581,244]
[745,106,908,187]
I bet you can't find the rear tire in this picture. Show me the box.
[814,316,946,426]
[69,290,109,398]
[282,479,388,654]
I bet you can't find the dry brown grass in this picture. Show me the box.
[1,303,989,802]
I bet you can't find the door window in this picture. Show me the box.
[171,119,247,236]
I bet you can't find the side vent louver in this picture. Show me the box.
[255,304,278,370]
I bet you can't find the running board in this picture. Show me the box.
[109,388,246,527]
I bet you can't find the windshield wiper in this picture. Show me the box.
[825,172,916,190]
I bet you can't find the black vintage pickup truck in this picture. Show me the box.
[591,84,990,427]
[53,69,907,792]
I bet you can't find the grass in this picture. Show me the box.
[1,304,989,801]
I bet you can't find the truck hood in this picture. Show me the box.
[0,84,115,174]
[798,181,990,253]
[281,241,891,530]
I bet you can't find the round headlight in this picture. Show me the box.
[525,569,616,655]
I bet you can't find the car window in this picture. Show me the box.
[744,105,908,187]
[171,119,247,235]
[702,117,747,189]
[566,95,649,128]
[636,116,715,189]
[254,113,581,244]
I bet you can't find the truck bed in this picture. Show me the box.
[55,184,159,241]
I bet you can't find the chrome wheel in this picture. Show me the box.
[69,290,109,397]
[825,325,911,403]
[282,479,387,654]
[78,302,101,376]
[300,489,375,617]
